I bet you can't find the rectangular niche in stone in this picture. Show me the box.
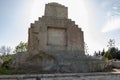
[47,27,67,46]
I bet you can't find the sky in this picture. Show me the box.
[0,0,120,55]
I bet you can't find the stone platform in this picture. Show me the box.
[0,72,120,80]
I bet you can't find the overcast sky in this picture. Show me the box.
[0,0,120,55]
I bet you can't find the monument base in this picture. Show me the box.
[10,51,106,73]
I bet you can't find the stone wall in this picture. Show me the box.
[0,72,120,80]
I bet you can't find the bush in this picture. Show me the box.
[0,54,14,74]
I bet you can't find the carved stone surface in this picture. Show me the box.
[47,27,67,46]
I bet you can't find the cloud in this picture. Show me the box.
[102,17,120,32]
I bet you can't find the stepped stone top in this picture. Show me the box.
[45,2,68,19]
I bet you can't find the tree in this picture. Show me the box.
[94,51,102,57]
[101,49,105,56]
[107,39,115,48]
[103,51,113,60]
[14,41,27,53]
[0,46,12,55]
[94,51,99,56]
[117,50,120,59]
[94,51,97,56]
[6,47,12,55]
[98,51,101,55]
[108,47,118,59]
[84,43,89,55]
[105,39,118,59]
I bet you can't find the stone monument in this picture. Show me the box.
[11,2,106,73]
[28,2,84,56]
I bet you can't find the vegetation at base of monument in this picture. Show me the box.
[1,54,13,62]
[94,39,120,60]
[14,41,28,53]
[0,41,28,74]
[0,45,15,74]
[0,67,13,74]
[0,54,14,74]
